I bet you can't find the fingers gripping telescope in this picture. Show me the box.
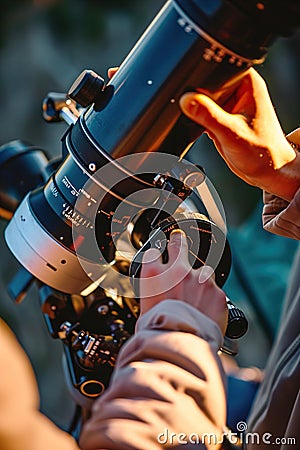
[2,0,295,402]
[4,0,290,293]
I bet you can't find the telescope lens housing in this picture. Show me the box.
[5,0,298,294]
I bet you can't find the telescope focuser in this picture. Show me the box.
[68,69,106,108]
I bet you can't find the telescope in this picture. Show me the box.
[1,0,298,413]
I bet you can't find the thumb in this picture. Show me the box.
[107,67,119,79]
[180,92,233,134]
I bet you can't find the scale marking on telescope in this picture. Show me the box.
[79,187,97,204]
[173,1,257,67]
[190,225,211,234]
[100,210,111,218]
[79,188,91,199]
[62,175,80,197]
[202,43,249,67]
[61,203,93,229]
[177,18,194,35]
[50,184,59,197]
[106,231,121,239]
[122,215,131,227]
[203,45,226,63]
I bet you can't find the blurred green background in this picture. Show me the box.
[0,0,299,431]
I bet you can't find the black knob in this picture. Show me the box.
[68,70,105,107]
[225,298,248,339]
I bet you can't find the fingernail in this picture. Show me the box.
[180,94,199,115]
[107,67,118,78]
[170,229,185,236]
[170,229,186,241]
[142,248,161,264]
[198,266,215,284]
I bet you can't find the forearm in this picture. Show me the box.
[0,319,80,450]
[80,301,227,450]
[0,411,80,450]
[261,128,300,240]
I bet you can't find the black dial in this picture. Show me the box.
[130,211,231,289]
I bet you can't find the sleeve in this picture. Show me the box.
[80,301,227,450]
[0,319,80,450]
[262,128,300,240]
[262,189,300,240]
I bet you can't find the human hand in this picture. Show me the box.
[180,68,300,201]
[220,354,264,383]
[139,230,228,335]
[107,67,118,79]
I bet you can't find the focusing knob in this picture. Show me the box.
[225,298,248,339]
[68,69,105,107]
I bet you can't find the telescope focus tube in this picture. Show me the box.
[68,0,278,174]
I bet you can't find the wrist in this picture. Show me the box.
[255,139,300,201]
[137,300,224,351]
